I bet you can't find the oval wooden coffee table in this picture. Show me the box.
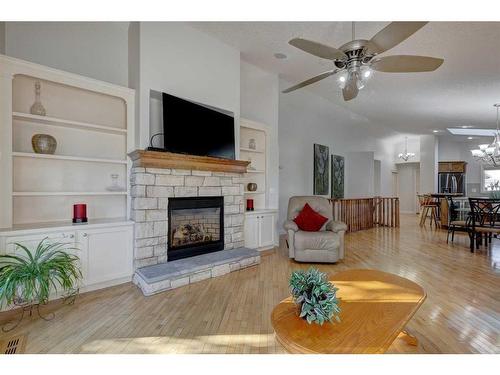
[271,269,426,354]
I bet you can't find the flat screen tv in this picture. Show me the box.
[162,92,235,160]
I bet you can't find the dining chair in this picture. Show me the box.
[446,197,469,243]
[468,198,500,252]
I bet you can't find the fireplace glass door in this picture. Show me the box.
[167,196,224,261]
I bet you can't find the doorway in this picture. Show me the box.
[396,163,420,214]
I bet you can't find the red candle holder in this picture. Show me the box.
[73,203,88,224]
[246,199,254,211]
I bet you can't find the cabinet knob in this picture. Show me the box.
[69,234,74,239]
[82,233,88,237]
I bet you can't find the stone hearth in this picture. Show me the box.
[130,167,245,269]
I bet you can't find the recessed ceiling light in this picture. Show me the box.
[460,125,473,129]
[433,130,440,133]
[467,136,474,140]
[273,53,287,59]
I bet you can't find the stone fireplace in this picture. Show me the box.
[168,196,224,261]
[130,165,245,269]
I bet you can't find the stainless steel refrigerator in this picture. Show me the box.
[438,172,465,194]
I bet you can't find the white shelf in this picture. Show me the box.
[245,208,278,215]
[0,217,132,235]
[13,112,127,135]
[240,124,266,132]
[246,169,265,173]
[13,152,127,165]
[244,191,266,195]
[13,191,127,196]
[240,147,264,154]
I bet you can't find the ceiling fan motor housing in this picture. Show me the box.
[334,39,374,69]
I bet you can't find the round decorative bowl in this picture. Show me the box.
[247,183,258,192]
[32,134,57,154]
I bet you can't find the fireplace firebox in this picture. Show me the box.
[167,196,224,261]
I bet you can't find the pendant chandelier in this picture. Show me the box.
[470,104,500,166]
[398,137,415,162]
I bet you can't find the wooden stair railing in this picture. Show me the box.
[331,197,399,233]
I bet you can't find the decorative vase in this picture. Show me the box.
[30,81,46,116]
[32,134,57,154]
[248,138,256,150]
[247,183,258,192]
[106,174,124,191]
[247,157,255,170]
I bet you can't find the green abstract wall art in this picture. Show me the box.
[313,144,329,195]
[331,155,344,199]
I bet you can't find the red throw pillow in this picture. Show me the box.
[293,203,328,232]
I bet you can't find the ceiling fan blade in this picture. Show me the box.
[368,22,428,54]
[371,55,444,72]
[342,73,359,101]
[282,70,336,93]
[289,38,347,60]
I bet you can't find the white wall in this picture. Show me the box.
[240,61,279,209]
[0,22,5,54]
[4,22,129,86]
[278,79,393,228]
[129,22,241,149]
[419,135,438,193]
[374,159,381,196]
[375,136,397,196]
[346,152,375,198]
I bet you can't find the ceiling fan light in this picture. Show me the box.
[471,149,483,157]
[337,72,348,89]
[359,65,372,80]
[479,144,489,151]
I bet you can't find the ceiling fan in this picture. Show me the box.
[282,22,444,101]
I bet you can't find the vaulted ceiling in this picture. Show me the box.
[191,22,500,136]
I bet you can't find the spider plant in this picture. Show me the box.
[0,238,82,308]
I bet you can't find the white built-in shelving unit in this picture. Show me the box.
[240,119,269,210]
[0,56,136,298]
[240,118,277,251]
[0,55,135,229]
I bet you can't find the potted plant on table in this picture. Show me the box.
[289,267,341,325]
[0,238,82,332]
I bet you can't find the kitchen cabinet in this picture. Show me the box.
[439,161,466,173]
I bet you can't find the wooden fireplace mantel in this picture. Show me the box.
[128,150,250,174]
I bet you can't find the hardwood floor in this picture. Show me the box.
[1,214,499,354]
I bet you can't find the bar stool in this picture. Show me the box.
[418,194,440,228]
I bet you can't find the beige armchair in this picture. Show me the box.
[284,196,347,263]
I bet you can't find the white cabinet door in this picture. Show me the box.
[244,214,260,249]
[259,214,275,248]
[2,230,85,285]
[3,231,77,255]
[77,226,133,287]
